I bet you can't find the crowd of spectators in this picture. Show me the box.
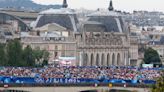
[0,66,163,81]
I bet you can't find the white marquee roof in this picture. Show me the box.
[87,9,120,17]
[39,8,75,15]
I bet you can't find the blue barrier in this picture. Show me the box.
[0,76,157,84]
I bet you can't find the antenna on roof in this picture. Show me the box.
[62,0,68,8]
[108,0,114,11]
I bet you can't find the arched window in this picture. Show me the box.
[112,53,115,65]
[96,54,99,66]
[117,53,121,65]
[101,53,105,66]
[107,53,110,66]
[83,53,88,66]
[90,54,94,66]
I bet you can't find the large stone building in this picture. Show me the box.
[22,1,78,65]
[0,0,140,66]
[75,0,131,66]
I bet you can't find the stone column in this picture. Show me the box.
[103,53,107,66]
[115,52,118,65]
[93,53,96,66]
[88,53,91,66]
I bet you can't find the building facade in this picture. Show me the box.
[76,32,130,66]
[0,0,141,66]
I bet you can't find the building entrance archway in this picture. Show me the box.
[107,53,110,66]
[117,53,121,65]
[96,54,99,66]
[112,53,115,65]
[90,54,94,66]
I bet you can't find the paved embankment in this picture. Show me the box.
[0,87,150,92]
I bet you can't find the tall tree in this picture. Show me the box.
[143,47,161,64]
[42,50,49,61]
[33,47,44,66]
[42,50,50,66]
[22,45,35,66]
[0,39,50,67]
[6,39,23,66]
[33,48,50,66]
[0,43,6,66]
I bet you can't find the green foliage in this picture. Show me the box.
[0,43,6,66]
[42,50,50,61]
[33,48,50,67]
[0,39,50,67]
[152,76,164,92]
[22,45,35,66]
[143,47,161,64]
[42,60,48,66]
[33,47,43,65]
[6,39,23,66]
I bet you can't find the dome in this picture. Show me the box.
[33,0,79,32]
[82,21,107,32]
[34,8,79,32]
[86,10,127,33]
[84,0,128,33]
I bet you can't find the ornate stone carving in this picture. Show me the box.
[85,32,123,46]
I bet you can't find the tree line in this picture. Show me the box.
[0,39,49,67]
[142,47,162,67]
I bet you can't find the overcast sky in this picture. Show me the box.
[32,0,164,12]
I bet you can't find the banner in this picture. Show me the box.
[0,76,156,84]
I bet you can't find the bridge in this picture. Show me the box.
[0,10,38,31]
[0,87,150,92]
